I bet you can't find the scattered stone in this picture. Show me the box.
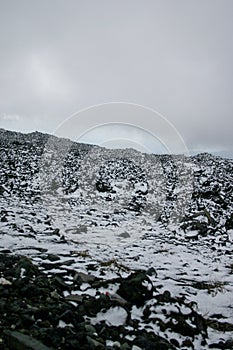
[74,272,96,284]
[4,330,53,350]
[209,339,233,349]
[0,251,232,349]
[85,324,97,334]
[117,271,154,307]
[65,294,84,303]
[118,232,130,238]
[86,335,104,348]
[47,254,60,262]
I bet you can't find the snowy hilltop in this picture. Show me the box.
[0,128,233,349]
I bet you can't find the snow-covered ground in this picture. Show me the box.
[0,129,232,348]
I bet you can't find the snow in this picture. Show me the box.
[58,320,74,328]
[20,268,26,278]
[131,306,143,321]
[0,277,12,285]
[228,229,233,242]
[88,306,128,326]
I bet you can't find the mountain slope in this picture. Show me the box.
[0,128,232,241]
[0,129,233,349]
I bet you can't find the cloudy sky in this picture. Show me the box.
[0,0,232,156]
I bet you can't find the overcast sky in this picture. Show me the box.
[0,0,232,156]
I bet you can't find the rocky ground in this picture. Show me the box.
[1,253,232,350]
[0,129,233,349]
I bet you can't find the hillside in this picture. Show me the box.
[0,129,232,349]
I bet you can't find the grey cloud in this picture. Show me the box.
[0,0,232,156]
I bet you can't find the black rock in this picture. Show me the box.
[117,271,154,307]
[4,330,53,350]
[133,333,175,350]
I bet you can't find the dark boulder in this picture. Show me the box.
[117,271,154,307]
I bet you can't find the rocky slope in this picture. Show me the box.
[0,128,233,349]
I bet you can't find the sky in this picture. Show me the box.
[0,0,232,157]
